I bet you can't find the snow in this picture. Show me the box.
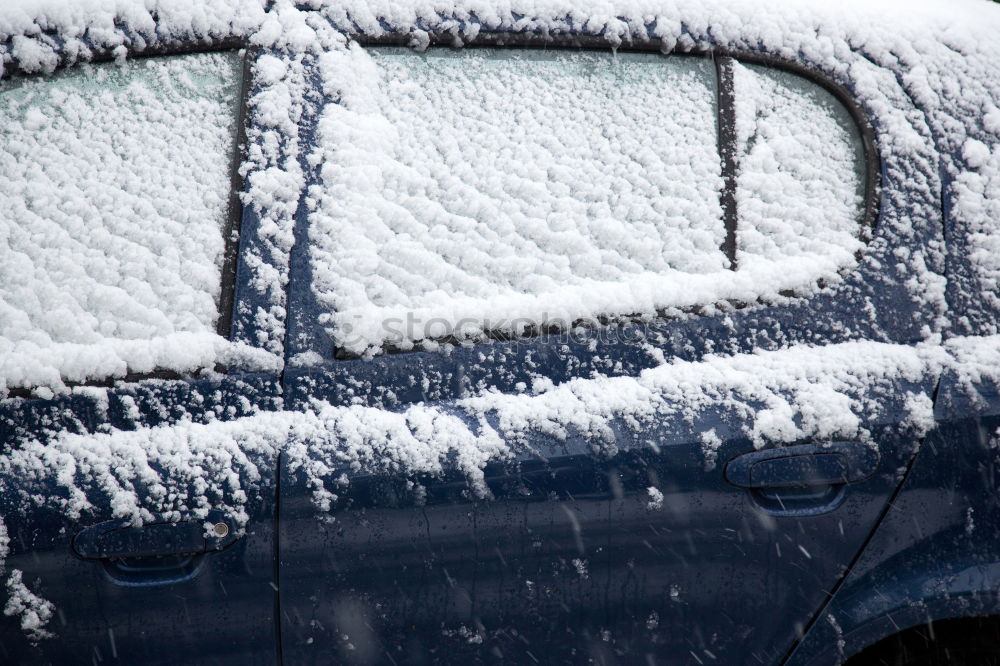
[237,51,312,356]
[952,135,1000,327]
[646,486,665,511]
[311,46,726,354]
[0,518,7,561]
[0,0,1000,646]
[0,338,953,526]
[307,46,868,355]
[0,0,995,379]
[4,568,54,642]
[0,1,266,77]
[699,429,723,471]
[731,61,866,275]
[0,52,250,392]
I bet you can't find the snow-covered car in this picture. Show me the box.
[1,1,999,664]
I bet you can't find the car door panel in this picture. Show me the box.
[0,36,293,663]
[278,374,934,664]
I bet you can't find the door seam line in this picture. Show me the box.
[777,374,942,664]
[274,448,283,666]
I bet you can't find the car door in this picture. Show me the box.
[0,46,285,664]
[277,376,936,665]
[272,22,947,666]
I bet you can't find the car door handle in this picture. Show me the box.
[724,442,879,489]
[73,510,239,560]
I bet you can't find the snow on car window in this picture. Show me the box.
[307,46,870,356]
[0,51,241,391]
[731,61,867,279]
[308,47,724,355]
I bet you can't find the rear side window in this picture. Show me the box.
[731,61,867,276]
[0,52,241,389]
[306,47,872,356]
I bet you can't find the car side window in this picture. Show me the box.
[304,47,873,358]
[309,48,723,356]
[730,61,868,275]
[0,52,242,393]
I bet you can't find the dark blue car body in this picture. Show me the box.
[1,6,999,665]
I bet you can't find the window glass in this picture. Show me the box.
[308,47,723,354]
[0,52,241,386]
[307,48,871,356]
[731,61,867,276]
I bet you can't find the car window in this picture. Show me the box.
[0,51,241,391]
[308,47,723,355]
[731,61,867,275]
[305,47,872,357]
